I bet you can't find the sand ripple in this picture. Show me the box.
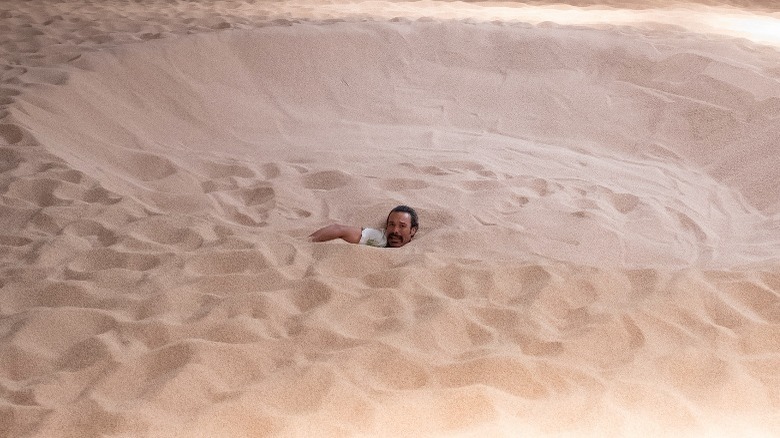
[1,1,779,437]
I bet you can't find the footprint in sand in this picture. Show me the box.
[47,167,84,184]
[607,190,641,214]
[667,208,708,242]
[0,85,20,98]
[236,186,275,207]
[121,151,177,182]
[125,218,204,251]
[209,185,277,226]
[529,178,561,197]
[19,281,99,310]
[290,279,334,313]
[515,334,564,356]
[302,170,352,190]
[225,208,269,227]
[105,341,197,397]
[4,166,122,207]
[81,185,122,205]
[0,123,26,145]
[0,148,22,172]
[63,219,119,247]
[57,334,117,371]
[140,32,163,41]
[432,265,498,300]
[0,234,33,247]
[260,163,281,179]
[4,177,79,207]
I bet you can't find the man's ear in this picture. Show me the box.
[411,227,418,238]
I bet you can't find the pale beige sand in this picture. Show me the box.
[2,1,780,437]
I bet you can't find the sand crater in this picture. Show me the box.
[12,20,780,267]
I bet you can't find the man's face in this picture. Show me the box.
[385,211,416,247]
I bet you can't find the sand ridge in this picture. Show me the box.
[1,1,780,437]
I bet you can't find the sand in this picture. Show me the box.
[1,0,779,436]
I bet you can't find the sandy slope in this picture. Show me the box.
[1,1,780,437]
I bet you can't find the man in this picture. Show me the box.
[309,205,418,248]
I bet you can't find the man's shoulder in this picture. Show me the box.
[359,227,386,247]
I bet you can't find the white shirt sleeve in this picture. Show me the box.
[359,228,387,247]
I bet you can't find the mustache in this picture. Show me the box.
[387,233,402,239]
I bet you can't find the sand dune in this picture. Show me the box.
[1,1,779,437]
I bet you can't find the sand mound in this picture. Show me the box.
[1,2,780,437]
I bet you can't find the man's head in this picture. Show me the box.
[385,205,418,248]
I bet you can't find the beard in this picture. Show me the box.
[387,233,403,246]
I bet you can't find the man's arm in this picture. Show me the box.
[309,224,362,244]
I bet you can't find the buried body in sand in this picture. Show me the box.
[310,205,419,248]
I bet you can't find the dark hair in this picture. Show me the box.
[388,205,419,230]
